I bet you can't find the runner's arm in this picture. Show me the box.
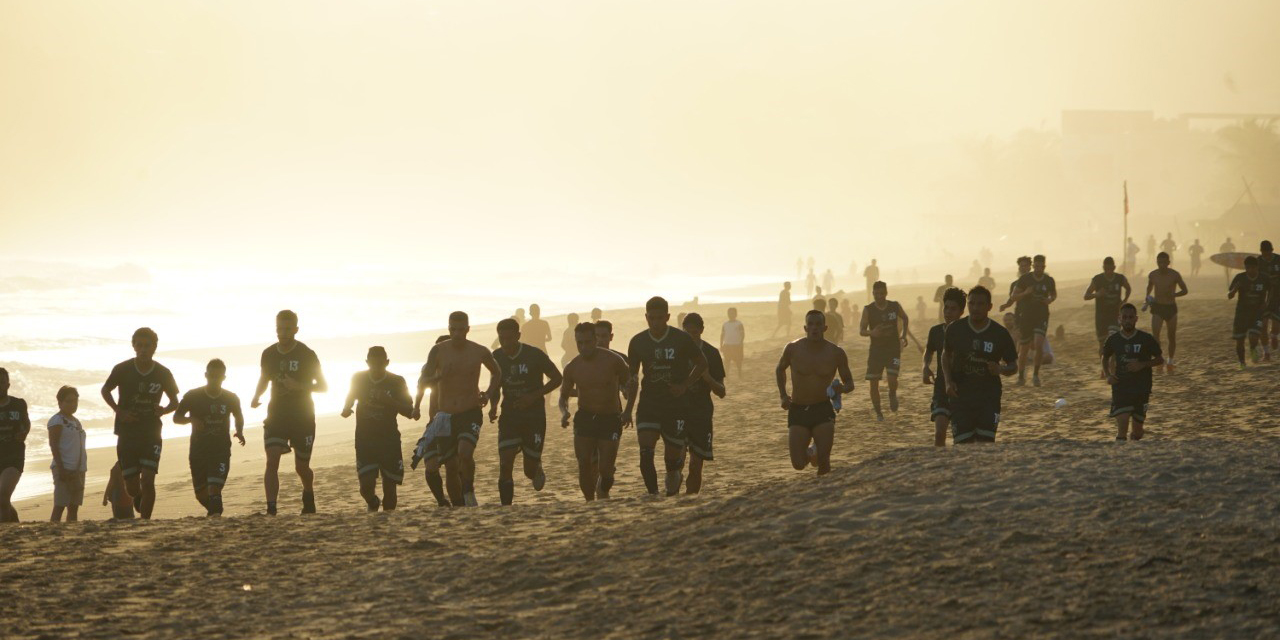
[835,348,855,394]
[158,374,181,417]
[172,397,191,424]
[1175,274,1189,298]
[1083,280,1098,300]
[481,349,502,404]
[775,344,793,406]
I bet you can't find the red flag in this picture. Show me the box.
[1123,181,1129,215]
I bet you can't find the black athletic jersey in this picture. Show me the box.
[1231,273,1269,312]
[260,342,321,415]
[350,372,410,438]
[1014,273,1057,313]
[1009,277,1025,313]
[864,301,904,348]
[627,326,700,400]
[105,359,178,435]
[687,341,726,414]
[1089,273,1129,307]
[493,344,556,410]
[926,323,947,374]
[179,388,241,449]
[1102,330,1161,394]
[1260,255,1280,297]
[943,317,1018,392]
[0,397,30,446]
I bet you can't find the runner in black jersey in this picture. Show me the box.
[624,297,708,496]
[999,256,1032,374]
[341,347,412,512]
[858,281,908,421]
[1102,304,1164,441]
[1228,256,1271,367]
[923,288,965,446]
[173,359,245,516]
[1083,257,1132,350]
[680,313,726,494]
[100,327,180,520]
[1003,255,1056,387]
[942,286,1019,444]
[0,368,31,522]
[251,310,327,515]
[1257,241,1280,355]
[490,318,562,505]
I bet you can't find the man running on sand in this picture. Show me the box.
[942,286,1018,444]
[1145,252,1189,372]
[251,311,326,516]
[1084,257,1131,350]
[1229,256,1270,368]
[1002,254,1055,387]
[1102,303,1163,441]
[680,313,726,494]
[490,318,562,505]
[341,347,412,512]
[776,310,854,475]
[771,282,793,338]
[923,288,965,446]
[624,297,709,496]
[416,311,501,507]
[174,359,245,517]
[859,281,908,421]
[411,335,464,507]
[1255,241,1280,355]
[102,327,180,520]
[0,368,31,523]
[560,322,630,501]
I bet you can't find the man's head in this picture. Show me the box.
[1262,240,1274,255]
[567,312,580,326]
[497,318,521,350]
[529,304,541,319]
[205,358,228,389]
[1156,252,1170,269]
[56,385,78,414]
[1103,256,1115,273]
[645,297,670,332]
[590,308,603,322]
[681,312,705,341]
[1166,232,1173,239]
[574,321,598,358]
[1017,256,1032,275]
[944,274,953,285]
[983,267,991,276]
[365,348,388,375]
[871,258,877,266]
[1032,255,1046,274]
[872,281,887,303]
[132,327,158,360]
[727,307,738,320]
[593,320,614,349]
[812,297,825,311]
[448,311,470,343]
[1119,303,1138,332]
[803,310,826,339]
[827,298,838,312]
[1245,255,1259,275]
[942,287,967,324]
[967,286,993,322]
[0,368,10,397]
[783,281,791,290]
[276,310,298,343]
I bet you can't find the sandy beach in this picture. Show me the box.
[4,276,1280,638]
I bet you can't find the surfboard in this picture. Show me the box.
[1209,252,1258,270]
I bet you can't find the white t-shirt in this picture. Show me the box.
[721,320,745,346]
[48,413,87,472]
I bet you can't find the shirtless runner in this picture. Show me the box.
[560,322,630,500]
[416,311,501,507]
[1144,252,1188,373]
[776,310,855,475]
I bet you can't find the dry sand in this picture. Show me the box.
[4,274,1280,638]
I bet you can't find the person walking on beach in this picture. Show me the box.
[560,322,630,501]
[1102,303,1163,441]
[720,308,745,377]
[776,310,854,475]
[47,386,87,522]
[175,360,245,517]
[560,313,580,368]
[1002,255,1056,387]
[679,313,726,494]
[1145,252,1188,373]
[978,268,995,291]
[923,288,965,447]
[825,298,845,344]
[102,327,179,520]
[624,297,709,496]
[523,304,553,355]
[1229,256,1270,368]
[1160,233,1177,261]
[771,282,793,338]
[1188,239,1204,277]
[934,275,954,323]
[863,259,880,302]
[490,319,562,505]
[251,310,327,516]
[1084,257,1131,350]
[416,312,502,507]
[859,281,908,421]
[1256,241,1280,354]
[411,335,464,507]
[941,286,1018,444]
[340,348,411,512]
[0,368,30,523]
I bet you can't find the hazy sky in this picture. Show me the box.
[2,0,1277,278]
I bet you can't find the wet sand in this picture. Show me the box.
[4,276,1280,638]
